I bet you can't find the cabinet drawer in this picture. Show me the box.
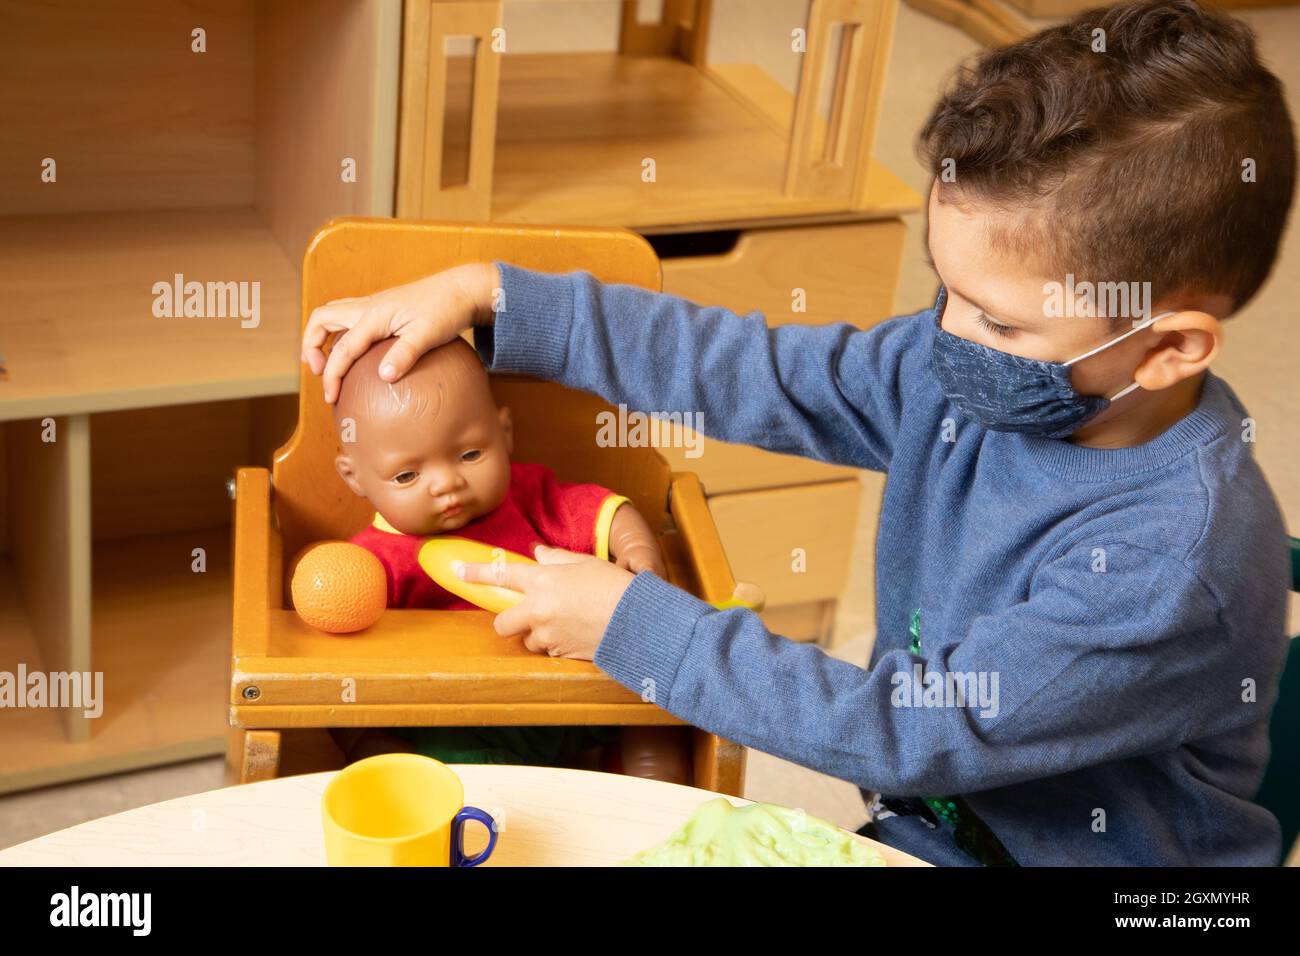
[708,480,862,607]
[660,219,906,328]
[655,219,905,493]
[660,438,855,496]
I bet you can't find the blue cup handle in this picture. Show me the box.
[451,806,497,867]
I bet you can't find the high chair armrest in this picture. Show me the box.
[669,472,741,606]
[231,466,278,661]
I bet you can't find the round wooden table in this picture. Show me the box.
[0,765,927,866]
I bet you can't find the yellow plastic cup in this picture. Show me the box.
[321,754,497,867]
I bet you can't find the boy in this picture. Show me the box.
[303,0,1295,865]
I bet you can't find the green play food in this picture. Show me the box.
[623,798,886,867]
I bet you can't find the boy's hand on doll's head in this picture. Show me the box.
[302,263,501,404]
[456,544,634,661]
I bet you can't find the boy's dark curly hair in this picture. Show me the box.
[919,0,1295,315]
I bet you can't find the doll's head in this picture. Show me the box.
[333,337,513,536]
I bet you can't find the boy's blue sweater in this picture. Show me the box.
[476,262,1290,866]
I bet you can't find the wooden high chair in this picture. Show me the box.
[225,219,746,794]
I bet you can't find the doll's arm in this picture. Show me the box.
[607,503,666,579]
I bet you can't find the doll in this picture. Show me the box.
[327,336,691,782]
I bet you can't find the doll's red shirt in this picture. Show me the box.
[349,460,628,610]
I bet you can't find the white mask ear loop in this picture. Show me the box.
[1062,310,1176,402]
[1107,380,1144,402]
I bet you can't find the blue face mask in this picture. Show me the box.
[930,287,1172,439]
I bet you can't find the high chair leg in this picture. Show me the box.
[608,726,693,784]
[225,728,282,786]
[691,730,746,796]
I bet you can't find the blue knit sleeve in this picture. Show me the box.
[472,261,922,472]
[594,543,1240,796]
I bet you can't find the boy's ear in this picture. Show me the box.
[1134,311,1222,392]
[498,406,514,454]
[334,454,366,498]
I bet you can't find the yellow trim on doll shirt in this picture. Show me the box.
[594,494,630,562]
[371,512,405,535]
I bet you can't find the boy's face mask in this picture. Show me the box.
[930,287,1172,439]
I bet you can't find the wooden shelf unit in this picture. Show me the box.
[461,52,911,230]
[0,529,229,795]
[0,0,400,794]
[398,0,905,231]
[0,396,299,794]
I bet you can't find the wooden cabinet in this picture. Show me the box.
[709,481,864,643]
[707,482,862,606]
[652,218,903,497]
[656,219,907,328]
[651,218,906,642]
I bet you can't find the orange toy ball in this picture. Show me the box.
[290,541,387,634]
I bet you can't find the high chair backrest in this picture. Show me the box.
[273,218,669,564]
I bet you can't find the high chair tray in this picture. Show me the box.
[230,467,732,730]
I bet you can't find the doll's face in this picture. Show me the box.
[333,338,513,536]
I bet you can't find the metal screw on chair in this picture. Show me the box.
[242,686,261,700]
[226,476,237,501]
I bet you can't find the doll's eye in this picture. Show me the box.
[461,449,482,463]
[392,471,419,485]
[974,311,1016,338]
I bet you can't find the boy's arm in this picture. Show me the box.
[594,543,1246,795]
[474,262,922,472]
